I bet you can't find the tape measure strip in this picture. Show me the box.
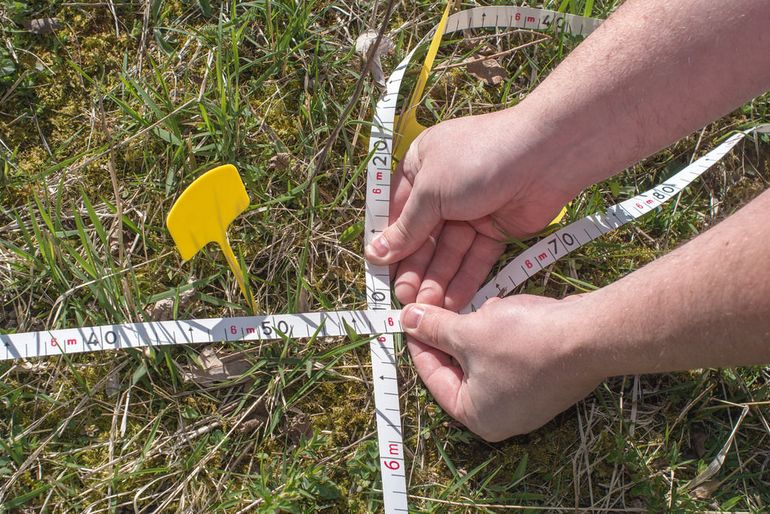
[462,125,770,314]
[362,29,420,514]
[0,310,403,361]
[364,6,602,511]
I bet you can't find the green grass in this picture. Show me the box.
[1,0,770,511]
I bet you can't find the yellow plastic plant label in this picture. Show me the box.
[166,164,256,313]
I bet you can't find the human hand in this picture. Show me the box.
[401,294,603,441]
[365,110,576,311]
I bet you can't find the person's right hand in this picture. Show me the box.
[400,294,603,441]
[365,109,576,311]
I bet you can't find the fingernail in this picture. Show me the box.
[402,305,425,330]
[367,235,389,259]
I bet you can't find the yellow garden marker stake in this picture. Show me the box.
[166,164,257,313]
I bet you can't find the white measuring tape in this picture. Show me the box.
[0,310,403,360]
[3,122,766,362]
[363,7,602,511]
[1,4,767,512]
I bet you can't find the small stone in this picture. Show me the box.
[25,18,61,34]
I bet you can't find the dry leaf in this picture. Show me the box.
[146,286,197,321]
[691,479,720,500]
[285,406,312,444]
[109,234,120,256]
[105,371,121,397]
[303,72,327,94]
[25,18,61,34]
[691,430,708,458]
[1,308,16,326]
[147,298,174,321]
[182,347,253,385]
[178,287,196,306]
[295,283,311,312]
[464,55,507,87]
[688,406,749,490]
[239,398,268,433]
[238,418,264,434]
[20,360,49,372]
[355,30,395,88]
[268,152,291,171]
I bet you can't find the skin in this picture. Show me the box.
[364,0,770,441]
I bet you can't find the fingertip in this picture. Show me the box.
[443,290,475,313]
[364,230,408,265]
[364,235,391,264]
[401,304,426,332]
[394,279,418,305]
[401,302,459,358]
[416,284,444,307]
[374,195,441,265]
[393,237,436,304]
[443,297,462,313]
[444,234,506,312]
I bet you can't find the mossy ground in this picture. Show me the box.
[2,0,770,512]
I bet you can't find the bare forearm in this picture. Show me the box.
[574,189,770,376]
[502,0,770,202]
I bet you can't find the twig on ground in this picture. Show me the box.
[434,37,549,71]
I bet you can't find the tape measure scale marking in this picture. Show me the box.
[0,7,608,513]
[0,310,404,361]
[365,6,604,511]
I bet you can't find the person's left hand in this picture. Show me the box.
[401,294,604,441]
[365,112,574,312]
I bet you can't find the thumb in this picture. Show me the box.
[365,187,441,265]
[401,303,460,358]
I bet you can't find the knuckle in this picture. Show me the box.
[409,171,442,211]
[467,419,499,442]
[402,151,419,183]
[394,281,418,305]
[438,314,462,353]
[390,218,415,245]
[402,130,430,181]
[427,313,443,345]
[416,286,440,306]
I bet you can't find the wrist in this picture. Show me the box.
[556,294,618,381]
[489,104,601,207]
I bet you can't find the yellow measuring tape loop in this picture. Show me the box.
[392,2,452,163]
[2,4,768,512]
